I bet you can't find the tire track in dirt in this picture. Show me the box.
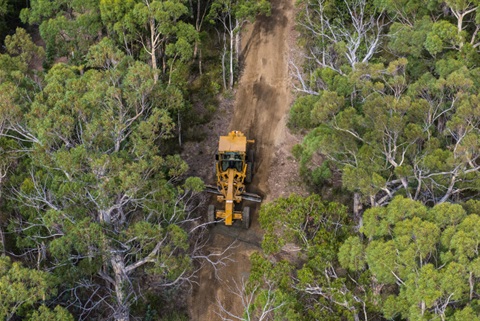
[188,0,296,319]
[231,0,292,197]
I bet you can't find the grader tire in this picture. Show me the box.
[242,207,251,229]
[248,150,255,168]
[208,205,216,223]
[246,150,254,183]
[246,162,253,183]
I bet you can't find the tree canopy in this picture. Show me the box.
[292,0,480,207]
[0,0,270,320]
[248,0,480,320]
[5,0,480,320]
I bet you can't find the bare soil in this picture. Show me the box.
[186,0,307,319]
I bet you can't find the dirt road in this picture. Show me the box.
[188,0,301,319]
[231,0,295,199]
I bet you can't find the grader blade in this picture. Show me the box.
[206,185,261,202]
[205,185,222,195]
[242,192,262,203]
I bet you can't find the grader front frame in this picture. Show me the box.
[205,131,261,228]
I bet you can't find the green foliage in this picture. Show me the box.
[0,256,73,320]
[388,17,433,58]
[21,0,102,65]
[98,0,199,85]
[338,236,365,271]
[208,0,271,23]
[0,27,45,99]
[288,95,320,130]
[0,0,270,320]
[425,21,463,56]
[259,194,348,255]
[357,198,480,319]
[4,28,45,70]
[253,195,370,320]
[293,53,480,206]
[248,253,302,320]
[28,305,74,321]
[257,192,480,320]
[293,0,480,207]
[0,35,206,320]
[453,305,480,321]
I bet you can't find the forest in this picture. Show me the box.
[1,0,480,320]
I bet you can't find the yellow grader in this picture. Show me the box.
[206,131,261,228]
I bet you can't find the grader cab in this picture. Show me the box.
[206,131,261,228]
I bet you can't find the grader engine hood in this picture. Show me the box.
[218,131,248,153]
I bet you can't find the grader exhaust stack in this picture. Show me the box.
[205,131,261,228]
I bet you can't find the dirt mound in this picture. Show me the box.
[187,0,306,319]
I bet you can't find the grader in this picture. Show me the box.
[205,131,261,228]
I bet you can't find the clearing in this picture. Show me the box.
[186,0,305,319]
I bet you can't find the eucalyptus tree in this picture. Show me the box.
[0,27,45,254]
[293,0,387,94]
[252,195,480,320]
[216,277,286,321]
[423,0,480,55]
[20,0,102,65]
[207,0,270,89]
[99,0,198,84]
[246,194,365,321]
[294,58,480,207]
[291,0,480,207]
[188,0,215,73]
[0,256,74,321]
[2,40,206,321]
[339,197,480,320]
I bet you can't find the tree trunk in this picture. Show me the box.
[470,271,474,300]
[235,19,241,63]
[228,14,234,89]
[193,0,200,59]
[229,31,234,89]
[457,14,463,39]
[194,0,202,58]
[99,209,111,224]
[149,18,159,84]
[353,310,360,321]
[353,192,363,232]
[111,253,131,321]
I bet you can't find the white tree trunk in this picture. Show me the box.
[99,208,131,321]
[229,31,234,89]
[353,192,363,231]
[150,18,159,84]
[111,253,131,321]
[235,19,241,63]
